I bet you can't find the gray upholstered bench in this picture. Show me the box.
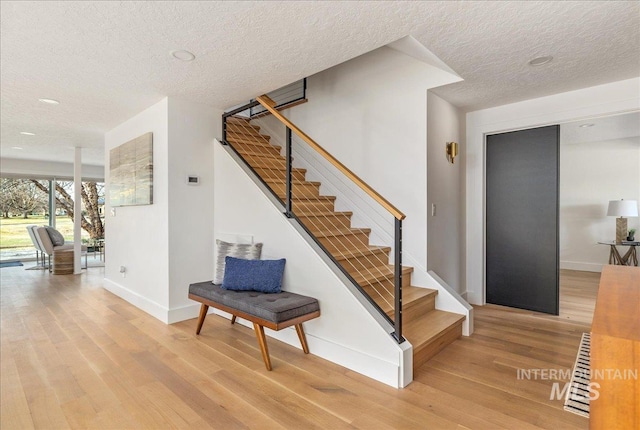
[188,281,320,370]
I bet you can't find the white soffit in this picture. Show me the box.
[387,36,461,81]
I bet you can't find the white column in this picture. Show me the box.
[50,178,56,228]
[74,148,82,274]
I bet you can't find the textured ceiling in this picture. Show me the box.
[1,1,639,166]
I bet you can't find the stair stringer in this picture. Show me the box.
[214,140,413,388]
[251,116,473,336]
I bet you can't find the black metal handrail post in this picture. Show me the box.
[393,218,404,343]
[285,127,293,217]
[222,116,227,144]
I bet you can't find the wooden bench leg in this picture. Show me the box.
[295,324,309,354]
[196,304,209,335]
[230,315,237,325]
[253,323,272,370]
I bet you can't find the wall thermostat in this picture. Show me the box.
[187,175,200,185]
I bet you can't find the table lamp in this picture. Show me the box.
[607,199,638,243]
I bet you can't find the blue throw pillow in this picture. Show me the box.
[221,256,286,293]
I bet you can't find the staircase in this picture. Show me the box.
[224,116,465,370]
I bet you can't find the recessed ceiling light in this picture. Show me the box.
[38,98,60,104]
[170,50,195,61]
[528,56,553,67]
[20,131,36,135]
[579,123,595,128]
[11,146,24,150]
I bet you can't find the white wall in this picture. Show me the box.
[427,92,466,295]
[104,98,170,319]
[167,99,220,321]
[466,78,640,305]
[560,137,640,272]
[104,97,219,323]
[213,142,410,387]
[281,46,462,273]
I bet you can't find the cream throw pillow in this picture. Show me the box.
[213,239,263,284]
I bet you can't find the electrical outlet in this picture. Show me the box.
[431,203,436,216]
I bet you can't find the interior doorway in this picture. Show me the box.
[485,125,560,315]
[483,111,639,316]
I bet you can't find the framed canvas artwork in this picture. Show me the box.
[109,132,153,207]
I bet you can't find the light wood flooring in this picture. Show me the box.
[1,266,599,429]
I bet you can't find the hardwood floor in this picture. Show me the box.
[1,266,598,429]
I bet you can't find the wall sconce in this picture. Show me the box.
[445,142,459,164]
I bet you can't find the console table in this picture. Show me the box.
[590,265,640,429]
[597,241,639,266]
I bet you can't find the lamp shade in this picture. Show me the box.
[607,200,638,217]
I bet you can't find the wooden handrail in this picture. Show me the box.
[256,95,406,220]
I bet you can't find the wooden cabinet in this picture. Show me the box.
[590,265,640,429]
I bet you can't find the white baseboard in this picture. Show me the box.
[560,261,603,273]
[210,309,404,388]
[167,303,203,324]
[103,278,169,323]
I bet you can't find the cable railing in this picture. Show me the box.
[221,93,406,344]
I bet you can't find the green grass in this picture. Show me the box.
[0,216,89,249]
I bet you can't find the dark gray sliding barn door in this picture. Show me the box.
[486,125,559,315]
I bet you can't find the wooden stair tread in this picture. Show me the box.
[254,166,306,174]
[403,310,465,348]
[313,227,370,238]
[332,245,388,260]
[236,147,282,158]
[293,196,335,203]
[295,210,352,217]
[227,131,267,139]
[264,179,321,187]
[228,139,281,151]
[378,286,437,314]
[226,122,260,130]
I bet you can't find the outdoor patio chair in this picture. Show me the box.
[26,225,46,267]
[34,226,87,272]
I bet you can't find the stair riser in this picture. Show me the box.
[362,283,394,306]
[336,250,391,273]
[413,321,463,370]
[225,123,260,133]
[226,117,251,124]
[403,295,436,321]
[298,214,352,233]
[346,268,412,291]
[228,139,281,154]
[226,127,264,138]
[226,131,271,144]
[237,146,281,159]
[317,232,371,253]
[253,168,306,182]
[271,183,319,198]
[292,201,335,212]
[227,136,274,149]
[242,155,287,170]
